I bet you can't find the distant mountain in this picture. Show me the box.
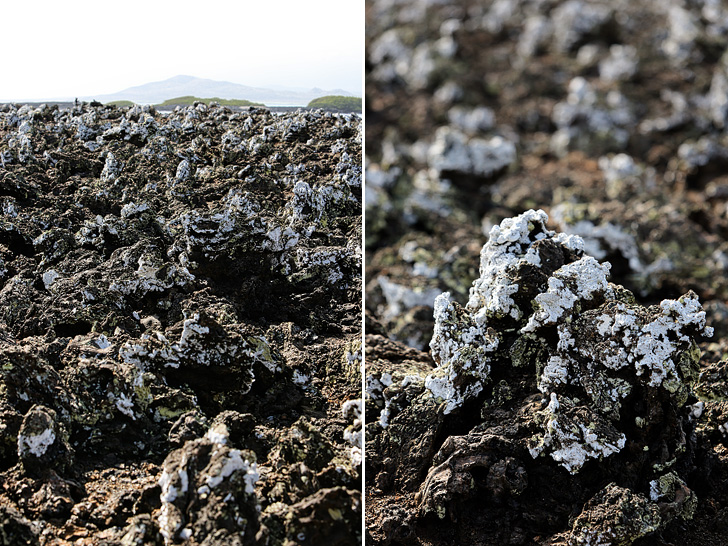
[83,75,357,107]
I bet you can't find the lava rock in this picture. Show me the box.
[0,100,361,544]
[17,405,73,473]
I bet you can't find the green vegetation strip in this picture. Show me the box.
[307,96,362,112]
[156,96,265,107]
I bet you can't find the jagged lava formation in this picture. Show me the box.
[0,101,362,545]
[366,210,717,545]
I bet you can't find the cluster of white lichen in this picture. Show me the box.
[275,174,359,285]
[118,313,277,413]
[549,202,675,290]
[107,242,195,298]
[521,255,612,333]
[427,127,516,178]
[426,293,499,415]
[527,392,627,474]
[550,76,634,156]
[467,209,582,323]
[342,399,363,466]
[122,314,250,367]
[171,189,265,264]
[367,358,431,429]
[16,405,70,471]
[528,290,711,473]
[427,209,558,414]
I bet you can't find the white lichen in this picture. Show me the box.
[342,399,363,465]
[427,293,499,414]
[95,334,111,349]
[159,460,189,503]
[18,428,56,458]
[120,201,150,218]
[539,356,571,392]
[292,370,310,385]
[378,275,442,321]
[521,256,612,333]
[114,393,136,420]
[530,394,626,474]
[428,127,516,178]
[100,152,121,183]
[468,209,551,323]
[204,450,258,494]
[42,269,60,290]
[205,424,229,446]
[158,503,181,544]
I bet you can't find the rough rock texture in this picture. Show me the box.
[365,0,728,543]
[0,100,361,545]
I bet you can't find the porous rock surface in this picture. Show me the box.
[365,0,728,543]
[0,100,362,545]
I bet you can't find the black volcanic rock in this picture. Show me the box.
[0,100,362,545]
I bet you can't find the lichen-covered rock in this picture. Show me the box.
[566,484,663,546]
[367,210,715,544]
[0,101,361,544]
[343,399,363,467]
[424,211,710,476]
[17,405,73,473]
[156,434,260,545]
[550,0,614,54]
[427,127,516,178]
[550,77,635,156]
[275,487,361,546]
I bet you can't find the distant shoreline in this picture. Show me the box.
[1,101,360,114]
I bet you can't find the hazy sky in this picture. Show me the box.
[0,0,363,101]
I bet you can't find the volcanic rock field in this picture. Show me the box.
[0,101,362,545]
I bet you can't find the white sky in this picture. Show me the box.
[0,0,363,101]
